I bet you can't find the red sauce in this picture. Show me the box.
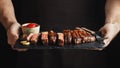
[26,23,38,28]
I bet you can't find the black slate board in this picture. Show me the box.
[14,32,105,50]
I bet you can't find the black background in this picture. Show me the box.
[0,0,120,68]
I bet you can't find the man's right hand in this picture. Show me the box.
[6,22,28,51]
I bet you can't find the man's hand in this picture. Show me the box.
[99,23,120,47]
[6,22,28,51]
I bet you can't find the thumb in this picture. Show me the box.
[103,35,111,47]
[99,27,111,47]
[7,23,21,48]
[7,30,19,48]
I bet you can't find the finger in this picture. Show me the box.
[102,32,112,47]
[99,28,107,37]
[103,38,111,47]
[7,27,19,45]
[13,48,28,52]
[8,34,19,48]
[99,30,110,47]
[17,48,28,52]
